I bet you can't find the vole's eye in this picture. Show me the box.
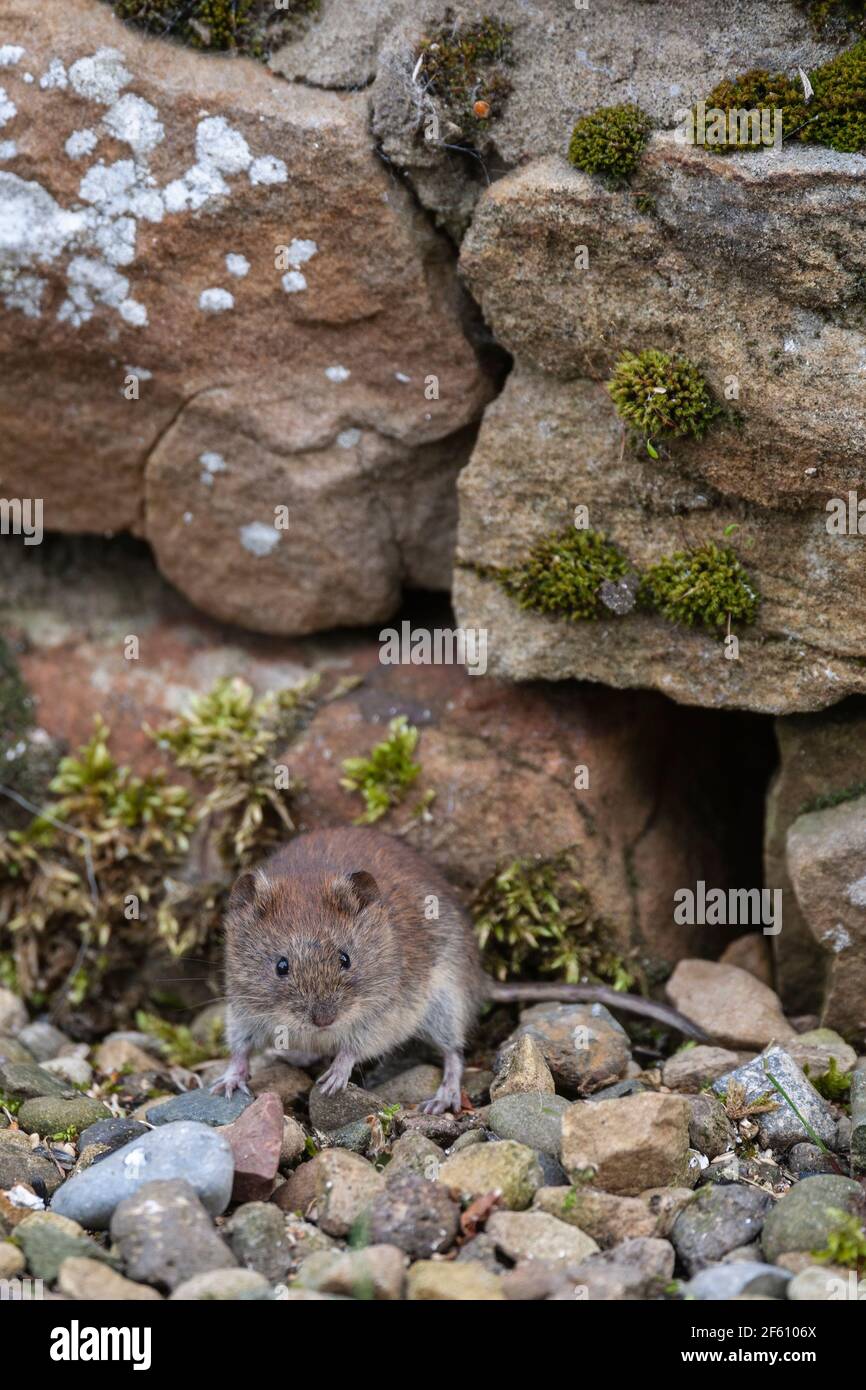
[275,957,289,977]
[339,951,350,971]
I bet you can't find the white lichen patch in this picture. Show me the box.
[281,269,306,294]
[0,140,16,161]
[821,922,852,953]
[103,93,164,157]
[325,365,350,383]
[65,129,98,160]
[336,428,361,449]
[249,155,287,186]
[0,46,24,68]
[846,874,866,908]
[199,287,233,313]
[240,522,280,557]
[199,450,227,485]
[225,252,249,277]
[68,48,130,106]
[196,116,250,174]
[0,87,16,127]
[39,59,67,92]
[285,238,317,266]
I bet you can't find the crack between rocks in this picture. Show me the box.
[138,380,234,533]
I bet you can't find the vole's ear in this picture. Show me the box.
[229,869,268,918]
[332,869,379,913]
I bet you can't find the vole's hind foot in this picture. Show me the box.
[419,1083,463,1115]
[210,1054,251,1100]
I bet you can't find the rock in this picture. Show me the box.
[712,1046,837,1151]
[323,1121,372,1155]
[0,1128,65,1197]
[0,0,491,637]
[17,1095,111,1136]
[761,1175,864,1264]
[41,1056,93,1089]
[686,1094,735,1160]
[145,1088,252,1127]
[385,1132,443,1183]
[225,1202,292,1283]
[788,1143,839,1178]
[438,1140,544,1211]
[0,989,27,1036]
[0,1060,76,1100]
[273,1150,383,1237]
[282,1217,339,1273]
[398,1112,461,1146]
[488,1092,569,1156]
[111,1179,236,1293]
[662,1046,744,1093]
[564,1237,675,1301]
[532,1186,659,1248]
[221,1091,283,1203]
[51,1120,234,1229]
[294,1245,406,1301]
[534,1151,569,1188]
[453,1232,503,1274]
[375,1065,442,1108]
[170,1269,270,1300]
[307,1082,386,1133]
[489,1035,555,1100]
[672,1185,772,1274]
[78,1117,149,1156]
[788,1265,858,1301]
[17,1021,68,1061]
[94,1038,162,1073]
[787,796,866,1036]
[499,1003,630,1096]
[58,1257,162,1301]
[280,1115,307,1167]
[852,1071,866,1178]
[667,962,795,1050]
[562,1093,692,1195]
[501,1262,573,1302]
[685,1262,792,1300]
[0,1241,25,1280]
[642,1188,700,1240]
[587,1079,646,1102]
[249,1058,313,1106]
[785,1029,858,1077]
[450,1129,486,1155]
[0,1036,34,1064]
[406,1260,505,1301]
[15,1210,115,1282]
[487,1210,598,1265]
[719,935,774,986]
[364,1171,460,1259]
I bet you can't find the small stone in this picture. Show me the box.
[111,1179,236,1292]
[490,1035,555,1100]
[16,1210,115,1282]
[282,1216,339,1272]
[787,1142,839,1177]
[146,1088,252,1127]
[453,1231,503,1273]
[499,1003,630,1095]
[587,1078,646,1102]
[565,1237,675,1300]
[273,1149,383,1237]
[662,1045,744,1093]
[221,1091,283,1202]
[375,1065,442,1107]
[0,988,27,1036]
[94,1038,162,1073]
[438,1140,544,1210]
[0,1060,76,1100]
[0,1036,35,1064]
[0,1240,25,1279]
[365,1170,460,1258]
[487,1209,598,1264]
[170,1268,270,1300]
[450,1129,486,1155]
[788,1265,857,1301]
[562,1092,692,1195]
[406,1260,505,1300]
[17,1095,111,1136]
[488,1092,569,1155]
[281,1115,308,1165]
[719,934,773,985]
[308,1081,386,1132]
[761,1174,863,1264]
[712,1046,837,1151]
[399,1111,461,1145]
[786,1029,858,1077]
[684,1261,791,1300]
[249,1057,312,1106]
[78,1117,149,1156]
[0,1128,66,1197]
[51,1120,234,1228]
[17,1021,69,1061]
[386,1132,443,1182]
[225,1202,292,1282]
[672,1184,772,1274]
[666,961,795,1050]
[641,1187,700,1239]
[41,1056,93,1088]
[686,1093,735,1159]
[501,1261,571,1300]
[463,1069,494,1105]
[326,1120,371,1154]
[532,1185,658,1247]
[295,1244,406,1300]
[58,1256,162,1300]
[850,1070,866,1177]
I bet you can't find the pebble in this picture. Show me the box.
[111,1178,237,1292]
[41,1056,93,1088]
[15,1210,116,1282]
[438,1140,544,1210]
[666,960,795,1050]
[225,1201,293,1282]
[488,1091,569,1155]
[0,1241,25,1279]
[712,1046,837,1150]
[406,1259,505,1300]
[385,1132,443,1182]
[94,1038,163,1073]
[761,1173,863,1263]
[374,1064,442,1107]
[170,1268,270,1300]
[78,1116,149,1155]
[295,1244,406,1300]
[0,1060,76,1100]
[399,1111,462,1145]
[365,1170,460,1258]
[499,1002,630,1095]
[51,1120,234,1228]
[490,1035,555,1100]
[563,1236,675,1300]
[249,1056,312,1105]
[662,1045,744,1093]
[17,1094,111,1136]
[562,1092,692,1194]
[672,1183,772,1274]
[685,1093,735,1159]
[221,1091,283,1202]
[449,1128,486,1155]
[0,1128,66,1197]
[281,1115,307,1165]
[684,1261,791,1300]
[787,1142,839,1177]
[325,1119,372,1154]
[487,1209,598,1264]
[273,1149,383,1237]
[532,1185,658,1247]
[17,1021,69,1061]
[58,1256,162,1300]
[0,1036,34,1064]
[307,1080,386,1132]
[788,1264,857,1300]
[146,1088,252,1127]
[0,988,27,1036]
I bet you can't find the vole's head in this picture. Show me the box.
[224,865,397,1045]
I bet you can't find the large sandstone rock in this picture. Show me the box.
[0,0,492,634]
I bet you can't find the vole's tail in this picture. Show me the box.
[483,977,710,1043]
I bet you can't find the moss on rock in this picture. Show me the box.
[109,0,319,56]
[567,103,652,180]
[607,349,721,444]
[638,543,760,633]
[498,528,630,622]
[415,9,514,135]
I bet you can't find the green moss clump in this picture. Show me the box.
[567,104,652,180]
[807,1055,853,1100]
[813,1209,866,1270]
[340,716,421,824]
[415,9,514,133]
[608,349,721,444]
[135,1010,221,1067]
[109,0,319,56]
[472,849,634,988]
[498,528,630,622]
[638,543,760,632]
[803,0,866,38]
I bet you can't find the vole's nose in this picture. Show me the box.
[311,1001,338,1028]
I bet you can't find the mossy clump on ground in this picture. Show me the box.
[813,1209,866,1271]
[498,528,630,622]
[638,543,760,632]
[472,849,634,989]
[135,1010,222,1067]
[340,715,421,824]
[567,103,652,180]
[607,349,721,445]
[109,0,319,56]
[415,9,514,135]
[803,0,866,38]
[699,39,866,154]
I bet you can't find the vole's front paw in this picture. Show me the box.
[317,1057,353,1096]
[419,1084,462,1115]
[210,1058,251,1100]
